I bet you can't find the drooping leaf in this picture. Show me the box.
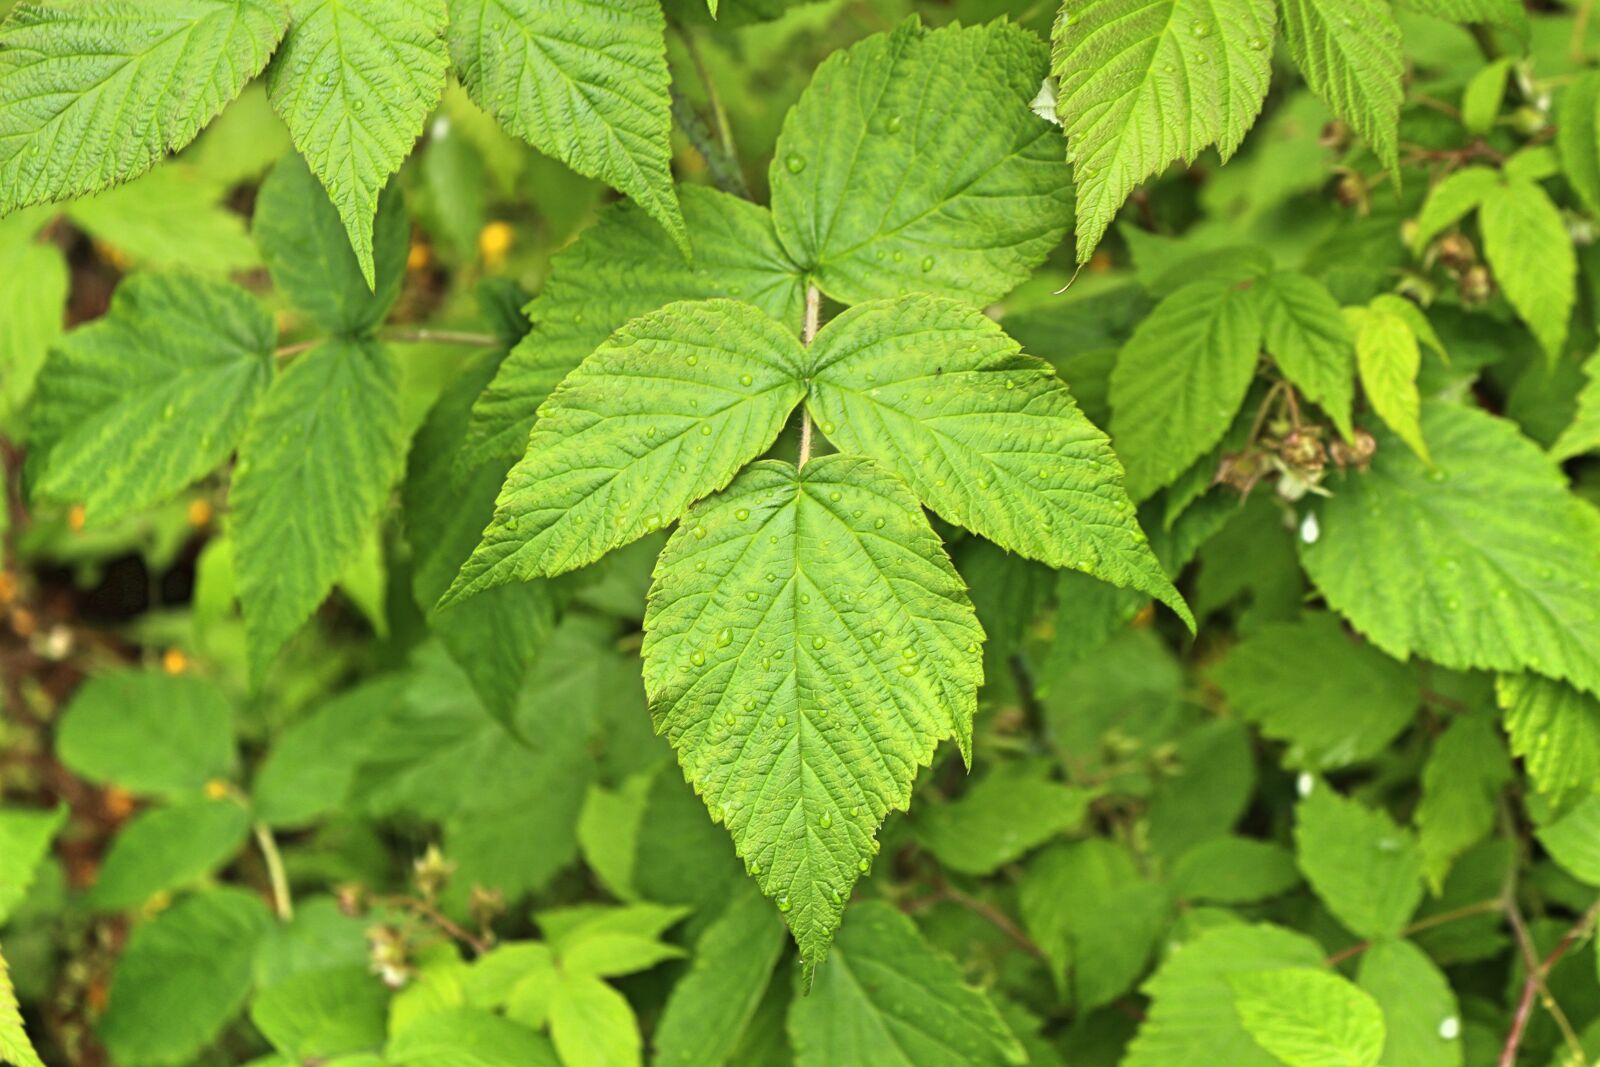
[232,340,406,681]
[55,671,236,797]
[1496,673,1600,803]
[1356,938,1463,1067]
[87,799,251,911]
[0,233,67,420]
[1460,58,1510,137]
[0,0,289,216]
[462,187,804,472]
[1480,175,1574,364]
[1551,350,1600,461]
[1348,304,1428,463]
[253,153,409,336]
[1111,277,1263,501]
[0,806,64,924]
[771,17,1070,304]
[446,300,807,603]
[1558,71,1600,218]
[27,274,275,526]
[1402,0,1525,34]
[1295,783,1425,940]
[1253,272,1356,440]
[642,457,984,964]
[1415,713,1510,890]
[1278,0,1403,170]
[787,901,1025,1067]
[267,0,449,285]
[808,295,1190,625]
[1300,402,1600,697]
[1534,795,1600,885]
[97,888,273,1067]
[1051,0,1275,261]
[1230,968,1385,1067]
[445,0,685,251]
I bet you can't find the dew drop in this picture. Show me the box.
[693,525,707,540]
[921,256,935,272]
[812,636,828,649]
[686,354,698,366]
[740,373,753,386]
[735,508,750,521]
[785,153,807,174]
[716,627,733,647]
[858,858,870,873]
[690,650,706,666]
[776,894,791,912]
[820,812,833,828]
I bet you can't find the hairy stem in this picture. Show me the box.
[798,285,821,468]
[253,822,294,921]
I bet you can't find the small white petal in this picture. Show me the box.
[1296,772,1315,797]
[1030,78,1061,125]
[1299,511,1321,544]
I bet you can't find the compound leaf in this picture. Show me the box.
[28,274,275,526]
[1231,968,1385,1067]
[232,340,406,682]
[1300,402,1600,697]
[446,300,807,603]
[267,0,449,286]
[808,295,1189,626]
[771,17,1070,305]
[446,0,684,251]
[1278,0,1403,170]
[1051,0,1276,261]
[642,457,983,965]
[0,0,288,216]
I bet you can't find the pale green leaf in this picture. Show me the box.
[1415,713,1510,890]
[1170,837,1302,904]
[98,888,272,1067]
[1123,923,1327,1066]
[912,764,1091,876]
[808,294,1189,625]
[1535,795,1600,885]
[1213,612,1418,770]
[249,966,389,1061]
[1111,277,1264,501]
[653,881,787,1067]
[1051,0,1275,261]
[1558,71,1600,217]
[1254,272,1356,440]
[253,153,409,336]
[1551,350,1600,461]
[1278,0,1403,170]
[0,0,288,216]
[55,670,235,797]
[1460,58,1510,136]
[445,0,684,251]
[0,948,44,1067]
[88,799,250,911]
[1402,0,1526,33]
[1411,166,1498,252]
[446,300,806,603]
[28,274,275,526]
[463,187,803,470]
[642,457,983,964]
[232,340,406,681]
[268,0,448,286]
[1497,673,1600,803]
[1356,938,1464,1067]
[772,17,1070,303]
[0,806,64,924]
[1349,304,1429,463]
[548,974,641,1067]
[1295,783,1424,939]
[1300,403,1600,697]
[1480,175,1573,364]
[0,236,66,421]
[1231,967,1385,1067]
[64,166,260,274]
[788,901,1025,1067]
[387,1008,558,1067]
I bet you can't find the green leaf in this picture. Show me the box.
[1278,0,1403,170]
[1123,923,1327,1066]
[55,671,235,797]
[1415,713,1510,890]
[1411,166,1498,252]
[1051,0,1275,261]
[445,0,684,252]
[1402,0,1525,33]
[1460,58,1510,137]
[1355,938,1463,1067]
[0,806,64,924]
[1170,837,1302,905]
[446,300,807,603]
[1230,968,1385,1067]
[1558,71,1600,218]
[1496,673,1600,803]
[0,948,44,1067]
[250,966,389,1062]
[88,799,251,911]
[788,901,1025,1067]
[253,153,409,336]
[1213,613,1418,770]
[64,166,261,274]
[0,234,67,421]
[912,764,1091,876]
[653,882,788,1067]
[642,457,983,964]
[28,274,275,526]
[462,187,803,470]
[0,0,289,216]
[1253,272,1356,440]
[1535,795,1600,885]
[771,17,1070,304]
[1480,175,1574,364]
[808,295,1189,624]
[1300,402,1600,697]
[98,888,272,1067]
[387,1008,558,1067]
[1551,350,1600,461]
[1021,839,1171,1011]
[1295,782,1424,939]
[548,974,641,1067]
[252,677,399,828]
[232,340,406,681]
[544,903,688,979]
[1348,304,1428,462]
[267,0,448,286]
[1111,277,1264,501]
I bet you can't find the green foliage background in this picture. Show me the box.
[1,1,1599,1066]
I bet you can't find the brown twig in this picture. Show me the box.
[903,881,1048,962]
[1499,897,1600,1067]
[374,894,492,956]
[1324,898,1502,966]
